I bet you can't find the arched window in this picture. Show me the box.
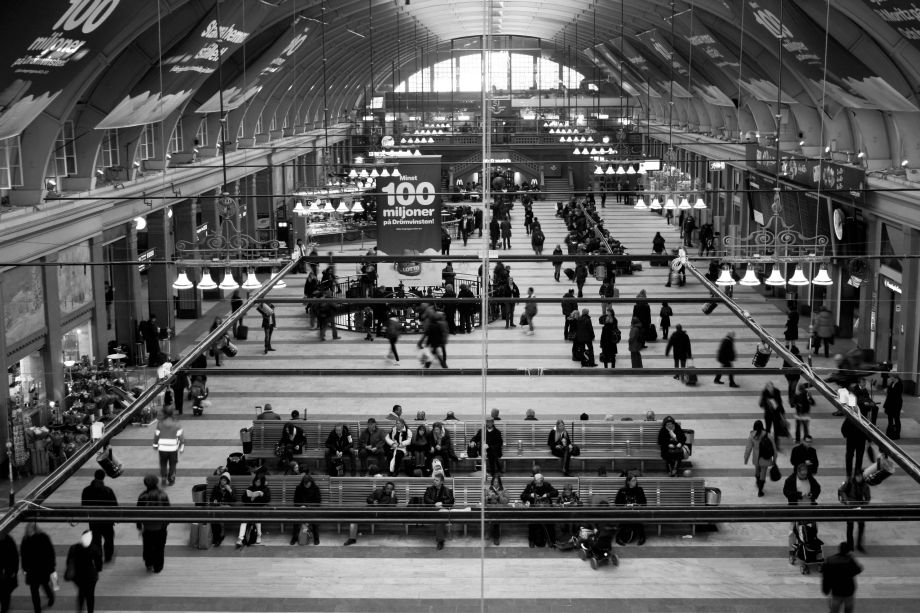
[394,52,583,93]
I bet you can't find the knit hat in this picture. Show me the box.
[220,472,231,483]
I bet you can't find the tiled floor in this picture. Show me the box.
[6,197,919,612]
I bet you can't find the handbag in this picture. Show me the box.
[64,556,76,581]
[682,445,692,459]
[769,463,782,482]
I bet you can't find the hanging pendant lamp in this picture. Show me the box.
[242,268,262,290]
[788,266,810,286]
[765,266,786,286]
[812,266,833,286]
[739,268,761,286]
[218,269,239,290]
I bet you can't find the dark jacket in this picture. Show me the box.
[759,386,785,414]
[280,423,306,454]
[367,487,398,505]
[838,477,870,505]
[520,480,558,504]
[427,430,458,461]
[293,479,322,506]
[782,472,821,505]
[20,531,56,585]
[784,311,800,341]
[547,428,574,452]
[136,486,171,532]
[600,316,620,356]
[423,482,455,507]
[717,336,736,364]
[822,552,862,597]
[665,329,692,360]
[627,318,643,352]
[359,426,387,455]
[0,534,18,590]
[883,378,903,415]
[561,293,578,317]
[500,219,512,238]
[657,423,688,459]
[575,314,595,342]
[81,478,118,528]
[65,541,102,585]
[210,481,235,506]
[632,299,651,331]
[325,427,354,454]
[470,426,503,456]
[789,444,820,475]
[242,477,271,506]
[260,303,276,329]
[614,484,648,507]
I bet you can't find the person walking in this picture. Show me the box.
[632,290,652,347]
[759,381,788,452]
[628,317,644,368]
[842,412,868,478]
[458,284,475,334]
[659,301,673,340]
[561,289,578,341]
[575,308,597,367]
[664,324,692,375]
[813,306,835,358]
[743,420,774,497]
[137,474,171,573]
[574,261,588,298]
[65,530,102,613]
[260,300,276,354]
[153,405,184,487]
[489,217,500,250]
[782,462,821,505]
[230,288,245,338]
[20,522,55,612]
[522,287,537,335]
[500,215,512,250]
[714,331,739,387]
[822,542,863,613]
[552,245,564,281]
[80,469,118,563]
[883,373,903,439]
[0,533,18,613]
[531,225,545,255]
[784,308,800,349]
[838,473,871,553]
[384,311,402,365]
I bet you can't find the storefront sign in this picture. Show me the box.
[746,144,866,204]
[375,155,442,286]
[137,248,155,272]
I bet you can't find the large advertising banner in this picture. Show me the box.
[634,30,735,107]
[0,0,148,140]
[746,144,867,204]
[96,0,277,130]
[375,155,443,287]
[859,0,920,55]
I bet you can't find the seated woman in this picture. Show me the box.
[277,421,306,470]
[408,424,430,474]
[485,474,509,545]
[209,471,235,546]
[614,472,647,545]
[426,421,458,476]
[385,419,411,476]
[547,419,579,476]
[324,423,356,477]
[237,472,271,548]
[657,415,688,477]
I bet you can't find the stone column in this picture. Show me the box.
[110,223,144,363]
[174,199,202,319]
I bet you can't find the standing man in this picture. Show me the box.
[500,215,512,249]
[714,331,739,387]
[230,289,244,338]
[664,324,692,376]
[259,301,276,354]
[790,435,820,476]
[458,284,475,334]
[575,308,597,367]
[822,542,863,613]
[136,474,171,573]
[838,473,871,553]
[138,314,161,366]
[153,406,184,486]
[628,317,644,369]
[561,289,578,341]
[316,290,339,341]
[552,245,564,282]
[292,238,308,273]
[424,474,455,550]
[81,469,118,563]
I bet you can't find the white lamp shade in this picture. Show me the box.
[573,147,581,155]
[242,269,262,290]
[293,200,306,215]
[650,197,662,210]
[604,165,615,175]
[694,196,707,209]
[788,266,810,286]
[812,266,834,286]
[269,270,287,289]
[559,136,565,142]
[336,202,349,213]
[218,269,239,290]
[427,137,434,143]
[765,267,786,286]
[594,166,603,175]
[370,168,380,178]
[391,168,400,177]
[348,169,358,178]
[308,201,320,213]
[678,196,691,209]
[197,269,218,290]
[616,165,625,175]
[715,268,736,286]
[379,168,390,177]
[633,197,647,210]
[626,165,636,175]
[664,196,676,210]
[352,201,365,213]
[323,202,335,212]
[739,268,761,286]
[637,165,647,174]
[134,216,147,230]
[172,271,193,290]
[359,169,369,178]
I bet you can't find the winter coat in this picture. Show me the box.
[293,480,322,506]
[136,486,171,532]
[782,472,821,505]
[600,318,619,356]
[614,485,648,507]
[883,378,903,415]
[423,483,455,507]
[280,423,306,454]
[20,531,55,586]
[659,304,672,329]
[744,430,774,467]
[814,309,835,339]
[0,534,18,591]
[717,336,736,364]
[665,329,692,360]
[632,299,651,332]
[65,541,102,586]
[575,314,595,342]
[627,319,643,352]
[325,427,354,455]
[784,311,800,341]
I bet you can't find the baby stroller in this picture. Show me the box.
[576,526,619,570]
[788,521,824,574]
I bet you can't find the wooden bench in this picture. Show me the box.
[578,476,708,535]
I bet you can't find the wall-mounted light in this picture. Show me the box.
[134,216,147,230]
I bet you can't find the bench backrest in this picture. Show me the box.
[452,476,581,506]
[203,473,332,505]
[250,419,468,452]
[329,476,448,506]
[578,477,706,506]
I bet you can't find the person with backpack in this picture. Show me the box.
[743,420,775,497]
[531,225,545,255]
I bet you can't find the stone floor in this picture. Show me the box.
[6,197,920,612]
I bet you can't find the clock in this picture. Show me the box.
[833,209,845,240]
[380,135,394,148]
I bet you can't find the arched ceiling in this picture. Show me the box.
[3,0,920,188]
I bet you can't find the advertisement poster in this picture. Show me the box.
[746,144,866,204]
[0,0,151,140]
[375,155,443,287]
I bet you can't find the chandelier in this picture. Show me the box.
[636,153,706,212]
[716,188,832,287]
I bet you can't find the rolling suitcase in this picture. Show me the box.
[222,342,238,357]
[235,323,249,340]
[701,301,718,315]
[189,523,212,549]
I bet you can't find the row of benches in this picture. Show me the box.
[247,419,693,473]
[201,473,715,535]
